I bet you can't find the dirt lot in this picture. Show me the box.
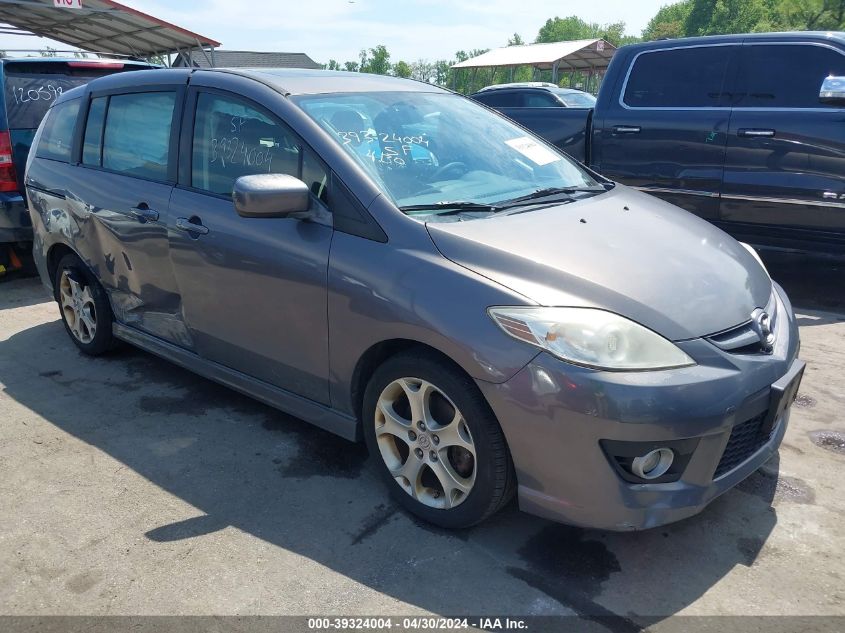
[1,253,844,624]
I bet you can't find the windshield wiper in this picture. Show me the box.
[399,185,610,216]
[494,186,608,209]
[399,201,497,214]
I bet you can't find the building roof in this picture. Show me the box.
[452,39,616,71]
[174,50,321,69]
[0,0,220,58]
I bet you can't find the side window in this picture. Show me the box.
[35,98,80,162]
[302,149,329,205]
[624,46,733,108]
[476,91,522,108]
[524,91,559,107]
[82,96,107,166]
[191,92,327,204]
[102,92,175,180]
[736,44,845,108]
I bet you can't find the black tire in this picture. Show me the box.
[54,253,115,356]
[363,349,516,529]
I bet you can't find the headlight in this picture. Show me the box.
[488,307,695,371]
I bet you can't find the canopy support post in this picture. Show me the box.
[552,60,560,85]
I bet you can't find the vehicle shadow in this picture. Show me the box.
[0,276,51,309]
[1,317,790,625]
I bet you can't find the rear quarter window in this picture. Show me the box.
[35,98,80,163]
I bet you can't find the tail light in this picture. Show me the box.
[68,61,124,69]
[0,131,18,193]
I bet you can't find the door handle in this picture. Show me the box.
[175,217,209,236]
[738,128,775,138]
[129,204,159,223]
[612,125,641,134]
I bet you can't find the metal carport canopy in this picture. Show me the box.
[0,0,220,57]
[451,39,616,72]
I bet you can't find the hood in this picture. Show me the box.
[426,185,772,341]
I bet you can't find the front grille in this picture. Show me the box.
[706,291,778,354]
[713,413,773,479]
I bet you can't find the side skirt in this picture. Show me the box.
[113,323,360,441]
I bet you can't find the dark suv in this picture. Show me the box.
[0,57,153,274]
[471,83,597,108]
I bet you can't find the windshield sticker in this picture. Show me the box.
[504,137,561,166]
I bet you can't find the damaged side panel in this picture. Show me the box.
[26,156,194,350]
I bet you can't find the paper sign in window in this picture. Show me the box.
[504,136,561,166]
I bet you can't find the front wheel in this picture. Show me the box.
[363,350,515,528]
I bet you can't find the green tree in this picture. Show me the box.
[326,59,341,70]
[451,48,491,93]
[683,0,773,35]
[776,0,845,30]
[535,15,632,47]
[411,59,435,82]
[343,60,359,72]
[40,46,57,58]
[643,1,693,39]
[361,44,391,75]
[507,33,525,46]
[433,59,452,86]
[393,60,412,78]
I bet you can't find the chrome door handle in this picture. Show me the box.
[612,125,641,134]
[175,217,209,235]
[738,128,775,138]
[129,205,159,222]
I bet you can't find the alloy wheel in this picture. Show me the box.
[374,377,477,509]
[59,269,97,345]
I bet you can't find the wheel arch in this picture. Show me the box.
[350,338,473,425]
[46,242,80,293]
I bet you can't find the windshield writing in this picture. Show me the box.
[293,92,599,219]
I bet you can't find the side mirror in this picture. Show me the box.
[233,173,310,218]
[820,76,845,104]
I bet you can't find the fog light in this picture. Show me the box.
[631,448,674,480]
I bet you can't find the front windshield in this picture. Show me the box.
[557,91,597,108]
[292,92,600,214]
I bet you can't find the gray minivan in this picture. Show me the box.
[25,68,804,530]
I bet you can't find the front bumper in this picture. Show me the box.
[0,192,31,243]
[477,283,802,531]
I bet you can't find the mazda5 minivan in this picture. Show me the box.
[25,69,804,530]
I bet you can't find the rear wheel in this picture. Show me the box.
[54,253,115,356]
[363,350,515,528]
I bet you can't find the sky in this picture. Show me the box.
[0,0,670,63]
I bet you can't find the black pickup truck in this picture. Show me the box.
[475,32,845,255]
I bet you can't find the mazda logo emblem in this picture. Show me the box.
[751,308,775,354]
